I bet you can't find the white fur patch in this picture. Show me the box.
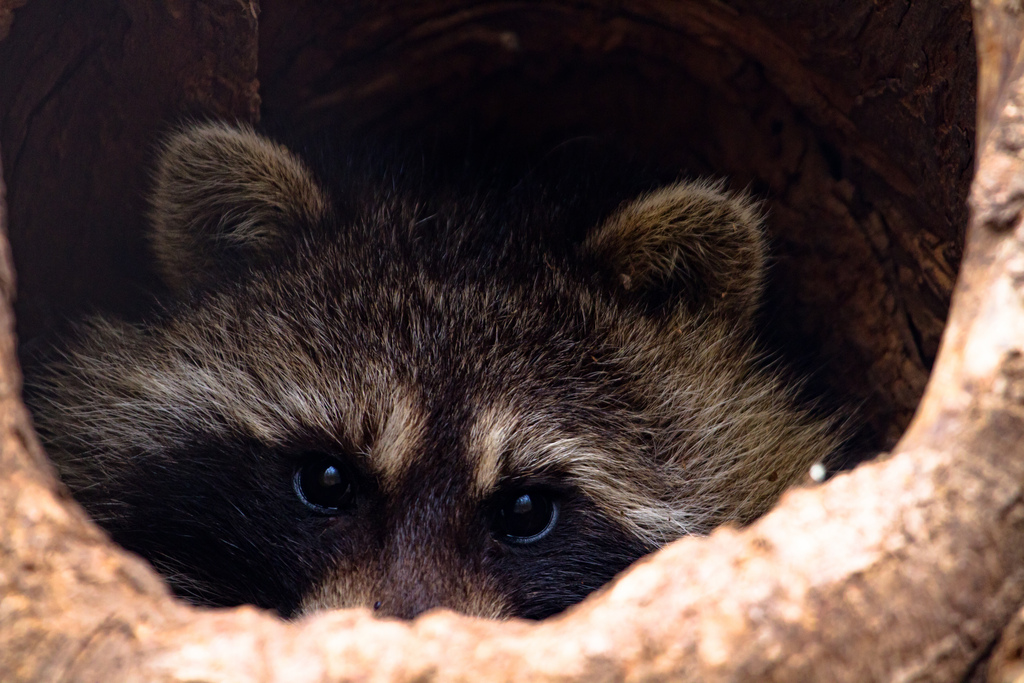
[373,390,427,487]
[467,406,517,496]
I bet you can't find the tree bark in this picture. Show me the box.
[0,0,259,344]
[3,1,1022,682]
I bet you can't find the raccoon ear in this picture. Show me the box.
[148,122,330,292]
[583,179,767,327]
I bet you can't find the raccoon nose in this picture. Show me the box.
[368,580,511,620]
[370,553,509,619]
[371,596,430,620]
[370,577,452,620]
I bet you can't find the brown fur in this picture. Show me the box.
[585,179,766,327]
[26,123,842,619]
[149,122,331,292]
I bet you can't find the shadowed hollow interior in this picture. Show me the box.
[255,0,974,452]
[0,0,973,458]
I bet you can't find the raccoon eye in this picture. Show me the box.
[294,457,355,513]
[493,490,558,544]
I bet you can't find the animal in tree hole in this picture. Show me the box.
[26,122,840,619]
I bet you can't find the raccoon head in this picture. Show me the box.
[27,122,839,620]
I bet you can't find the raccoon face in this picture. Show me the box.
[26,123,840,620]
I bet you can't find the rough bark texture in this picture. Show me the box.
[3,0,1022,682]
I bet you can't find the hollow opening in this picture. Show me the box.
[0,0,974,611]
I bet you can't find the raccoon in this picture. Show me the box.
[25,122,840,620]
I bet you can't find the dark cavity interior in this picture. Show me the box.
[0,0,975,452]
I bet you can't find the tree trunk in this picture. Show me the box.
[4,1,1023,681]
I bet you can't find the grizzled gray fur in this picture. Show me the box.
[26,123,840,620]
